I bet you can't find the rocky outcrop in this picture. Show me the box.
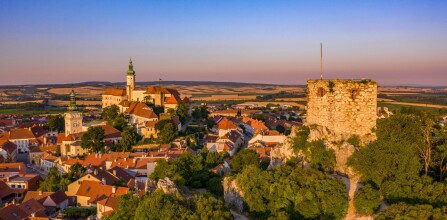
[223,177,244,212]
[157,177,179,194]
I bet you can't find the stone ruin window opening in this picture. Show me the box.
[317,87,326,97]
[351,89,359,100]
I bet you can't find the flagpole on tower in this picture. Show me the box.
[320,43,323,80]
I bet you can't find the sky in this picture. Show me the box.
[0,0,446,86]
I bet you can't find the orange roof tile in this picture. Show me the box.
[216,118,239,130]
[9,128,35,140]
[23,191,53,203]
[103,88,126,96]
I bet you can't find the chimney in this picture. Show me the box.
[102,178,106,185]
[95,153,98,158]
[99,153,102,158]
[112,170,116,176]
[124,157,127,161]
[112,186,116,194]
[94,169,98,175]
[38,190,42,196]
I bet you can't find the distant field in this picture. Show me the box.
[0,108,65,115]
[48,86,104,97]
[192,95,258,101]
[48,100,102,106]
[0,100,44,104]
[242,101,306,109]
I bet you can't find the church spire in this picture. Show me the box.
[68,89,78,111]
[127,58,135,76]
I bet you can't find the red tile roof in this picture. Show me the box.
[0,162,26,174]
[103,88,126,96]
[23,191,53,203]
[9,128,35,140]
[124,102,158,119]
[216,118,239,130]
[0,140,17,155]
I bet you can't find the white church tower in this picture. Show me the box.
[126,58,136,101]
[64,89,83,136]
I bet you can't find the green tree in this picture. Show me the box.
[230,149,260,174]
[66,162,86,181]
[236,164,348,219]
[192,194,232,220]
[307,140,336,172]
[192,107,202,119]
[354,184,381,216]
[44,114,65,132]
[115,126,139,152]
[157,122,177,144]
[205,151,228,168]
[107,114,128,132]
[134,190,192,220]
[176,103,189,124]
[348,114,423,186]
[104,193,141,220]
[102,105,119,121]
[39,166,64,192]
[375,203,447,220]
[81,126,105,153]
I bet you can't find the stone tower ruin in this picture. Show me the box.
[306,79,377,142]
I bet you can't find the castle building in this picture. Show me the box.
[102,59,189,112]
[306,79,377,141]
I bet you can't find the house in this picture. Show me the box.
[0,180,15,205]
[212,118,242,137]
[29,144,57,165]
[22,190,68,216]
[66,168,119,197]
[248,132,288,146]
[0,140,17,162]
[41,190,69,214]
[4,174,43,191]
[206,142,234,156]
[96,195,119,219]
[40,153,58,173]
[74,180,129,207]
[8,128,38,153]
[0,162,26,180]
[58,157,84,173]
[124,102,159,137]
[240,118,268,135]
[0,198,48,220]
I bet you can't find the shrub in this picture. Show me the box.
[354,184,381,216]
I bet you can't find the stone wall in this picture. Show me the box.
[306,79,377,142]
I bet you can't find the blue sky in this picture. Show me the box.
[0,0,446,85]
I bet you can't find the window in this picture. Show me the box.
[317,87,326,97]
[25,205,31,210]
[351,89,359,100]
